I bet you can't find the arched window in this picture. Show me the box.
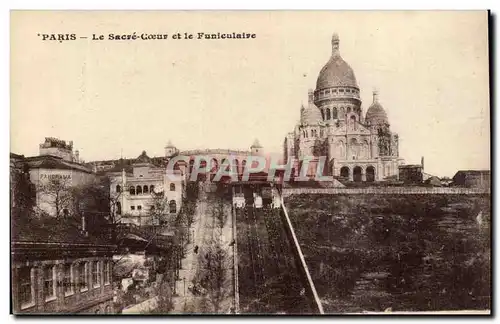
[116,202,121,215]
[169,200,177,213]
[170,183,175,191]
[211,158,218,172]
[350,138,358,159]
[326,109,331,120]
[150,185,155,193]
[116,185,121,193]
[353,166,362,182]
[362,140,369,159]
[129,186,135,195]
[221,158,230,171]
[338,141,345,158]
[136,186,142,195]
[340,107,345,118]
[332,107,338,119]
[347,107,352,113]
[350,115,357,130]
[233,159,240,174]
[143,185,148,193]
[366,166,375,182]
[340,166,350,179]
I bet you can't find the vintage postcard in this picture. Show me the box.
[10,11,491,315]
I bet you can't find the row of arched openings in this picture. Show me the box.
[302,128,325,139]
[116,183,176,195]
[322,106,360,121]
[115,200,177,215]
[339,165,375,182]
[188,158,247,174]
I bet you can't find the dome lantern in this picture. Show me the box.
[315,33,359,91]
[365,90,389,126]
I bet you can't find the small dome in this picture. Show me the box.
[251,138,262,148]
[300,102,323,125]
[135,150,151,164]
[316,34,358,90]
[366,91,389,126]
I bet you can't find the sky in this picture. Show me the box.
[10,11,490,177]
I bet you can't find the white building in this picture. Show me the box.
[108,151,184,226]
[21,137,95,217]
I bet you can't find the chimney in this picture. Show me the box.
[421,156,424,170]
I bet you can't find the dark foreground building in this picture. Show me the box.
[452,170,490,188]
[11,220,116,314]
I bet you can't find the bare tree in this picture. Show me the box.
[37,177,74,219]
[195,238,232,313]
[147,191,170,228]
[213,198,227,230]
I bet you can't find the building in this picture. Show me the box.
[452,170,490,188]
[283,33,405,182]
[107,150,184,226]
[13,138,95,217]
[11,155,116,314]
[398,165,424,184]
[11,222,116,314]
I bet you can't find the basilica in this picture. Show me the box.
[283,33,405,182]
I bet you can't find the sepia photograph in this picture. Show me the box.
[9,10,491,315]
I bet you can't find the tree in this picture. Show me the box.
[37,177,74,219]
[11,163,37,230]
[196,238,232,313]
[213,198,227,230]
[147,191,169,227]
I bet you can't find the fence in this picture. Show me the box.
[282,187,490,197]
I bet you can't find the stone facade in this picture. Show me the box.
[284,34,405,182]
[108,151,184,226]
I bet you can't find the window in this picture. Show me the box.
[44,266,56,301]
[104,262,111,285]
[170,183,175,191]
[169,200,177,213]
[332,107,338,119]
[143,185,149,193]
[79,262,88,291]
[93,261,101,288]
[116,202,121,215]
[116,185,121,193]
[137,205,142,211]
[136,186,142,195]
[64,263,74,296]
[131,206,135,211]
[150,185,155,193]
[129,186,135,195]
[326,109,331,120]
[18,267,35,308]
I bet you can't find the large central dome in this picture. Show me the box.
[316,33,358,90]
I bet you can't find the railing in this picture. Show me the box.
[282,187,490,197]
[278,194,324,314]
